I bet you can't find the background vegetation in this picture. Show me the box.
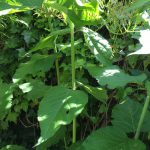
[0,0,150,150]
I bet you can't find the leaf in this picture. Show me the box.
[67,1,100,26]
[47,0,100,26]
[128,30,150,56]
[37,86,88,145]
[57,39,83,53]
[13,54,56,83]
[112,100,150,133]
[0,145,27,150]
[82,27,113,66]
[0,0,44,16]
[30,28,70,53]
[36,127,66,150]
[75,127,146,150]
[77,81,108,103]
[19,80,49,100]
[0,81,13,120]
[87,65,147,89]
[127,0,150,11]
[6,111,18,123]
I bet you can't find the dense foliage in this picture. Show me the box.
[0,0,150,150]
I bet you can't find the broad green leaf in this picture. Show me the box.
[77,81,108,103]
[128,30,150,56]
[13,54,56,83]
[75,127,145,150]
[30,28,70,52]
[47,0,100,26]
[19,80,49,101]
[112,100,150,133]
[0,81,13,120]
[0,145,27,150]
[67,1,100,26]
[82,27,113,65]
[37,86,88,145]
[127,0,150,11]
[87,65,146,89]
[36,127,66,150]
[0,0,44,16]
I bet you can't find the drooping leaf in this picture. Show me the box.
[82,27,113,65]
[30,28,70,53]
[57,39,83,53]
[0,81,13,120]
[0,144,27,150]
[87,65,146,89]
[77,81,108,103]
[37,86,88,145]
[128,30,150,56]
[13,54,56,83]
[67,1,100,26]
[75,127,145,150]
[19,80,49,101]
[0,0,44,16]
[112,100,150,133]
[47,0,100,26]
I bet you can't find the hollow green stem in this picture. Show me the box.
[73,118,76,143]
[70,22,76,91]
[54,37,60,85]
[135,96,150,139]
[70,20,76,144]
[55,58,60,85]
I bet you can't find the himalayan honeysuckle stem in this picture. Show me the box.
[70,20,76,144]
[54,37,60,85]
[135,95,150,139]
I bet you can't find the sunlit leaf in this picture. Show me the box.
[37,86,88,145]
[19,80,49,101]
[87,65,146,89]
[0,0,44,16]
[0,81,13,120]
[128,30,150,56]
[47,0,100,26]
[36,127,66,150]
[82,27,113,65]
[13,54,56,83]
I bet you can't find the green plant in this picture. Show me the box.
[0,0,150,150]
